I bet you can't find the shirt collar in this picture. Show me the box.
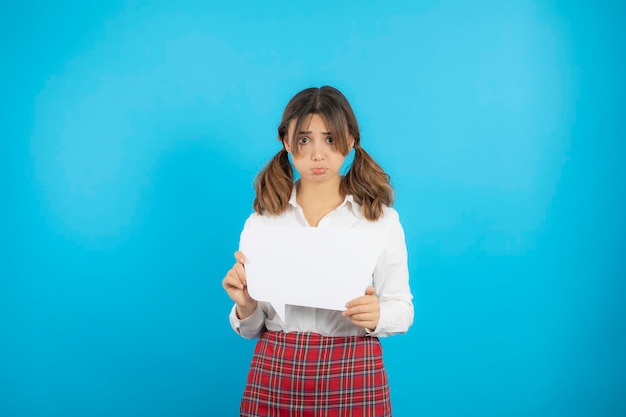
[288,185,363,219]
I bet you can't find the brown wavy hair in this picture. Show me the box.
[253,86,394,221]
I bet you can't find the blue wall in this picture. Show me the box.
[1,1,624,416]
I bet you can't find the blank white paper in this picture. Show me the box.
[239,224,383,322]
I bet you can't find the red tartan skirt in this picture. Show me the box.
[240,331,392,417]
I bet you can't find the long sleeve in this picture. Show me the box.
[225,196,414,338]
[368,209,414,337]
[229,303,267,339]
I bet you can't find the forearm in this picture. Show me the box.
[229,303,266,339]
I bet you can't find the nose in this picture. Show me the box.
[311,140,325,161]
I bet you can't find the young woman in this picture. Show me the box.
[222,86,413,416]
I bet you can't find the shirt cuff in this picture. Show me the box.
[229,304,265,339]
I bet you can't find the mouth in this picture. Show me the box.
[311,168,328,175]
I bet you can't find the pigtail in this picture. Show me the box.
[253,149,294,215]
[341,145,394,221]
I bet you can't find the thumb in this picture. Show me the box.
[365,286,376,295]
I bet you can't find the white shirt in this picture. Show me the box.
[229,188,414,338]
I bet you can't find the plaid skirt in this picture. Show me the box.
[240,331,392,417]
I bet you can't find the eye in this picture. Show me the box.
[326,137,335,144]
[298,137,310,145]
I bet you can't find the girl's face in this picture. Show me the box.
[284,114,353,186]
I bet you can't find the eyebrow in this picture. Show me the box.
[298,131,332,135]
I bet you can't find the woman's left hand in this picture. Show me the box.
[343,286,380,331]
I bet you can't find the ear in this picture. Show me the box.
[283,137,292,153]
[348,136,355,150]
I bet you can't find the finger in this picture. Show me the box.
[346,295,366,307]
[346,295,377,308]
[344,298,380,317]
[223,273,245,290]
[348,310,379,323]
[346,287,377,307]
[348,311,377,321]
[234,251,246,264]
[343,304,377,317]
[343,305,363,316]
[350,314,380,327]
[232,263,247,285]
[227,267,248,287]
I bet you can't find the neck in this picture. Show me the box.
[296,178,344,209]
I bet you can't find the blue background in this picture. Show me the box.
[1,1,624,416]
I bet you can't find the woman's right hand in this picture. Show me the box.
[222,251,258,319]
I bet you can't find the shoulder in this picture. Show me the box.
[381,205,400,220]
[242,212,268,229]
[371,205,401,227]
[347,195,401,224]
[368,206,405,240]
[378,206,407,251]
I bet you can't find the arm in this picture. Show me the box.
[341,209,414,336]
[367,209,414,337]
[228,302,266,339]
[222,251,266,339]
